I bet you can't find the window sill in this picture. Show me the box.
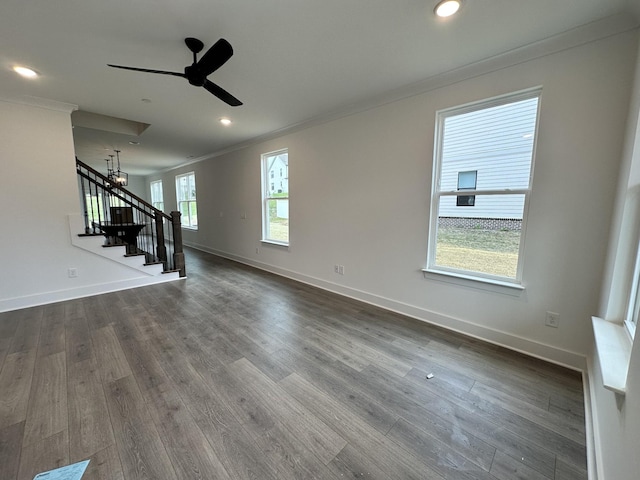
[181,225,198,231]
[261,240,289,249]
[422,268,524,296]
[591,316,632,395]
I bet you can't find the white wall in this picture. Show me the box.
[149,30,638,368]
[0,98,174,311]
[588,33,640,480]
[124,174,148,201]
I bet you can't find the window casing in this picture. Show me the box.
[261,149,289,245]
[625,242,640,338]
[175,172,197,229]
[427,89,541,285]
[150,180,164,211]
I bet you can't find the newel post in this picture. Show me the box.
[155,211,167,264]
[170,211,186,277]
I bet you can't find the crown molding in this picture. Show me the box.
[0,94,78,113]
[163,12,639,174]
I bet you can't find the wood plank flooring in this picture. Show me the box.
[0,248,588,479]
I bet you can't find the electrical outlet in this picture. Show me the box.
[334,264,340,274]
[68,268,78,278]
[545,311,560,328]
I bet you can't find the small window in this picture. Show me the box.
[456,171,477,207]
[262,149,289,245]
[175,172,197,229]
[150,180,164,211]
[427,89,541,284]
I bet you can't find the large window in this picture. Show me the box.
[427,89,541,284]
[175,172,197,229]
[150,180,164,211]
[261,149,289,244]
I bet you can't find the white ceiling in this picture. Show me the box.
[1,0,640,175]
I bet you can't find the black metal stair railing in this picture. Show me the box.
[76,158,185,277]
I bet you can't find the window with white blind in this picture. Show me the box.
[426,89,541,285]
[175,172,197,229]
[150,180,164,211]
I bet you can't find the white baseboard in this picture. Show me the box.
[186,242,587,371]
[0,272,182,313]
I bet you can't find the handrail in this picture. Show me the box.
[75,157,185,277]
[76,158,171,221]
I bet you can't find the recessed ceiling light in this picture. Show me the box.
[434,0,461,18]
[129,141,140,145]
[220,117,232,126]
[13,65,38,78]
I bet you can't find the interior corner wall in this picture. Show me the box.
[0,99,155,312]
[588,33,640,480]
[149,30,637,368]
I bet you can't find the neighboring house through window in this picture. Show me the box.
[262,149,289,244]
[175,172,198,229]
[427,88,541,284]
[150,180,164,211]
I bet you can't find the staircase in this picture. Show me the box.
[75,158,186,278]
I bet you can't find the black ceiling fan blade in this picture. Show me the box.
[203,80,242,106]
[108,64,186,77]
[197,39,234,76]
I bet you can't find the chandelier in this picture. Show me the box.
[104,149,128,187]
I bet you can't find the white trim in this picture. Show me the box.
[261,149,290,245]
[422,268,524,294]
[582,366,600,480]
[0,95,78,113]
[150,179,164,210]
[261,240,290,249]
[427,88,541,283]
[160,15,637,176]
[0,273,182,313]
[175,171,198,229]
[185,241,586,370]
[591,316,632,395]
[624,319,636,339]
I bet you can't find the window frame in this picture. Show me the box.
[150,180,164,211]
[175,171,198,230]
[426,88,542,287]
[625,241,640,339]
[261,149,289,246]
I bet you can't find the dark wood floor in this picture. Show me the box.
[0,248,588,480]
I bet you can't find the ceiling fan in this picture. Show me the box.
[108,37,242,106]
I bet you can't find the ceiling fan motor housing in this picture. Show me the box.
[185,65,206,86]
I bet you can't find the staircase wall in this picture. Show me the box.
[0,97,178,313]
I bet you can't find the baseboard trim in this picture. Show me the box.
[186,242,586,371]
[0,273,182,313]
